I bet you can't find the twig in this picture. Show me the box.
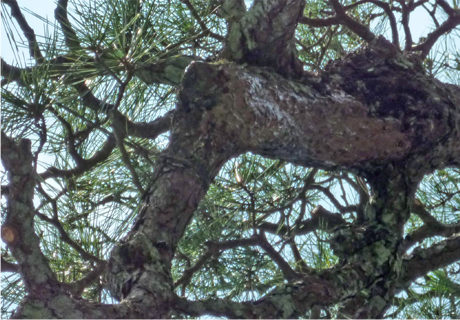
[110,76,146,194]
[39,134,116,180]
[35,185,105,264]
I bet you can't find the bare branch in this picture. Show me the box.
[258,205,347,236]
[301,0,399,47]
[299,16,341,27]
[257,233,301,280]
[174,237,260,288]
[410,1,460,59]
[112,127,146,194]
[35,185,105,265]
[397,0,415,50]
[402,199,460,250]
[402,234,460,286]
[422,3,440,28]
[329,0,376,42]
[39,135,116,180]
[112,110,174,139]
[180,0,224,41]
[59,263,107,296]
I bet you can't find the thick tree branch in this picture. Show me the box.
[221,0,306,77]
[175,271,342,318]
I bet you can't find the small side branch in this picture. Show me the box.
[40,135,117,180]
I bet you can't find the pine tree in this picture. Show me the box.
[1,0,460,318]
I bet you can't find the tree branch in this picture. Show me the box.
[329,0,376,42]
[410,1,460,59]
[402,199,460,250]
[258,205,347,236]
[59,263,107,296]
[1,132,56,292]
[174,237,260,288]
[1,256,19,273]
[2,0,44,61]
[39,135,116,180]
[401,234,460,287]
[221,0,306,77]
[54,0,83,51]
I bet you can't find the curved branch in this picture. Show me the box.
[329,0,376,42]
[175,270,343,318]
[34,196,105,265]
[174,237,260,288]
[401,234,460,287]
[402,199,460,250]
[410,3,460,59]
[257,233,301,280]
[301,0,399,47]
[59,262,107,296]
[111,109,174,139]
[39,135,116,180]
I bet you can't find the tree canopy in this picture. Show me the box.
[1,0,460,318]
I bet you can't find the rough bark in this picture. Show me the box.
[3,0,460,318]
[104,37,459,318]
